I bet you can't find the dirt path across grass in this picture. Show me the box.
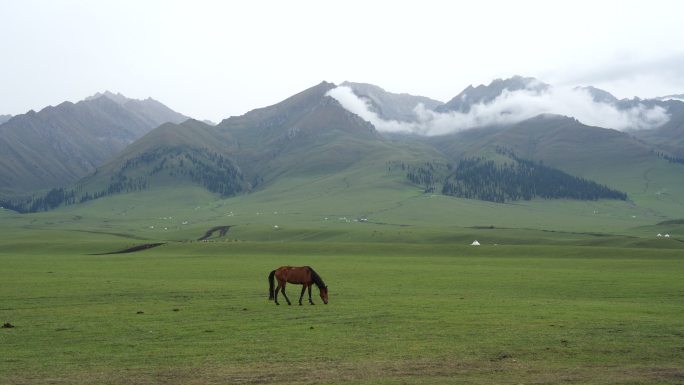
[198,225,231,241]
[92,243,165,255]
[90,225,232,255]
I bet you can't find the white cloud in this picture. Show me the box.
[327,85,670,136]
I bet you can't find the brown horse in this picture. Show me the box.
[268,266,328,305]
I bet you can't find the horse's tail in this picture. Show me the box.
[268,270,276,300]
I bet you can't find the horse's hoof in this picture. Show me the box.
[276,303,280,306]
[310,303,315,305]
[299,303,302,306]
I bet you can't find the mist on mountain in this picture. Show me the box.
[327,78,671,136]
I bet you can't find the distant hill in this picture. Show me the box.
[426,114,659,189]
[73,119,248,201]
[216,81,383,182]
[0,92,188,195]
[441,153,626,202]
[0,115,11,125]
[341,81,443,122]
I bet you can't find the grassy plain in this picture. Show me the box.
[1,220,684,384]
[1,177,684,384]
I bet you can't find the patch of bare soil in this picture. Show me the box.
[198,226,231,241]
[93,243,165,255]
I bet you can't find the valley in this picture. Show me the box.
[1,77,684,385]
[4,2,684,383]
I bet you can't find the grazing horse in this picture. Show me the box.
[268,266,328,305]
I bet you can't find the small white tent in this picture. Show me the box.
[471,240,480,246]
[657,233,663,237]
[664,234,670,238]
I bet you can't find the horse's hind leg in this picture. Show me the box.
[299,285,306,305]
[274,281,282,305]
[281,283,292,305]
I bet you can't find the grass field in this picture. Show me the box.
[2,176,684,384]
[2,224,684,384]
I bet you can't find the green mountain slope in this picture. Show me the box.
[74,119,247,198]
[431,115,653,178]
[64,82,444,204]
[216,82,388,181]
[427,114,684,216]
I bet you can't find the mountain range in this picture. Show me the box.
[1,77,683,222]
[0,92,188,195]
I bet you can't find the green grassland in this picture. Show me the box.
[9,141,684,238]
[2,155,684,384]
[1,232,684,384]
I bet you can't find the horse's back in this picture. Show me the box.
[275,265,311,284]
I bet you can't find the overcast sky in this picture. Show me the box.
[1,0,683,122]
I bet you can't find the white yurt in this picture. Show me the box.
[471,240,481,246]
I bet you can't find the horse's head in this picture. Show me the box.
[320,286,329,304]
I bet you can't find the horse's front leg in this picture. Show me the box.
[281,283,292,305]
[308,284,314,305]
[299,285,306,305]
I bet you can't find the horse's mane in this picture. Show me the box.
[308,267,327,289]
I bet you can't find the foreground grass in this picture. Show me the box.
[1,237,684,384]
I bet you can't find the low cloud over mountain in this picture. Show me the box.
[327,78,671,136]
